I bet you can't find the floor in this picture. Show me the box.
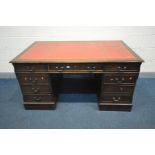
[0,78,155,129]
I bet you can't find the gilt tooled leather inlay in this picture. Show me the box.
[16,41,137,62]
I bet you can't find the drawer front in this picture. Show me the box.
[16,73,50,84]
[103,63,140,72]
[21,85,52,94]
[48,63,140,72]
[102,84,135,93]
[100,94,132,103]
[103,73,139,84]
[14,64,47,72]
[23,94,53,102]
[48,63,103,72]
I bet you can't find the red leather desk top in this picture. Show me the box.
[11,41,143,63]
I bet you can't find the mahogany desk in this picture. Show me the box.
[10,41,144,111]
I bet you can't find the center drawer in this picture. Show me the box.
[48,63,103,72]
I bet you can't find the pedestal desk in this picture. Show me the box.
[10,41,144,111]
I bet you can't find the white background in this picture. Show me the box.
[0,0,155,155]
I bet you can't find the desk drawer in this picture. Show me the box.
[103,63,140,72]
[16,73,50,84]
[14,64,47,72]
[102,84,135,93]
[103,73,139,84]
[23,94,54,102]
[100,94,132,103]
[48,63,103,72]
[21,85,52,94]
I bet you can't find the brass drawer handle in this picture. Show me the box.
[33,96,42,101]
[32,80,37,83]
[29,77,38,83]
[123,66,127,70]
[114,77,125,83]
[117,66,127,71]
[57,70,63,72]
[26,66,33,72]
[87,66,96,70]
[112,97,121,102]
[109,77,125,83]
[129,77,133,80]
[92,66,96,70]
[24,77,37,83]
[56,66,64,72]
[32,87,40,93]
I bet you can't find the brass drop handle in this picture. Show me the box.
[121,77,125,82]
[114,77,122,83]
[36,97,41,101]
[117,66,127,71]
[32,87,39,93]
[115,77,119,81]
[123,66,127,70]
[112,97,121,102]
[33,96,42,101]
[34,88,39,93]
[115,77,125,83]
[58,70,63,72]
[92,66,96,70]
[55,66,63,71]
[31,77,38,83]
[57,66,64,72]
[117,66,122,70]
[26,66,33,72]
[129,77,133,80]
[24,77,27,81]
[87,66,96,71]
[29,77,32,81]
[110,78,114,81]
